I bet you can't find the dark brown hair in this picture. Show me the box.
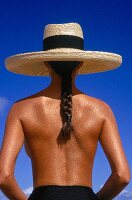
[47,61,81,146]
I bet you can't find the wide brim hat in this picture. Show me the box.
[5,22,122,76]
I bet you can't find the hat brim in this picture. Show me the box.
[5,49,122,76]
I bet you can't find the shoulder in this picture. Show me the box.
[91,97,117,127]
[7,102,24,121]
[14,92,40,106]
[93,97,112,111]
[9,95,37,119]
[11,92,47,117]
[82,93,108,106]
[84,94,114,119]
[94,97,114,117]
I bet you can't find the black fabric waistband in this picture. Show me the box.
[43,35,84,50]
[28,185,99,200]
[33,185,93,192]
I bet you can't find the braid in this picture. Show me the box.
[60,70,74,140]
[47,61,80,146]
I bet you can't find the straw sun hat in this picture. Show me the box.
[5,22,122,76]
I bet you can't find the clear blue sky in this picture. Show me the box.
[0,0,132,198]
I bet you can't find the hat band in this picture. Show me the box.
[43,35,84,51]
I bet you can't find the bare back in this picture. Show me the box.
[17,91,104,189]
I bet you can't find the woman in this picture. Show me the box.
[0,23,130,200]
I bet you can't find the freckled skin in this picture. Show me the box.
[17,90,104,189]
[1,82,130,199]
[13,83,130,196]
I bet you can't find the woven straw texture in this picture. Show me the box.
[5,22,122,76]
[5,49,122,76]
[44,23,83,38]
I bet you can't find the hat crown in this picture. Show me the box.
[44,22,83,39]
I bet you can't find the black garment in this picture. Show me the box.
[28,185,99,200]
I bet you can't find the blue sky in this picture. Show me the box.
[0,0,132,199]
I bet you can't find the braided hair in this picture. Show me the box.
[47,61,81,146]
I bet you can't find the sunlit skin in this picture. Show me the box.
[0,62,131,200]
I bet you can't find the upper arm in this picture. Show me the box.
[99,102,130,176]
[0,103,25,177]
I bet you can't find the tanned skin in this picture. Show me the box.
[0,63,130,200]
